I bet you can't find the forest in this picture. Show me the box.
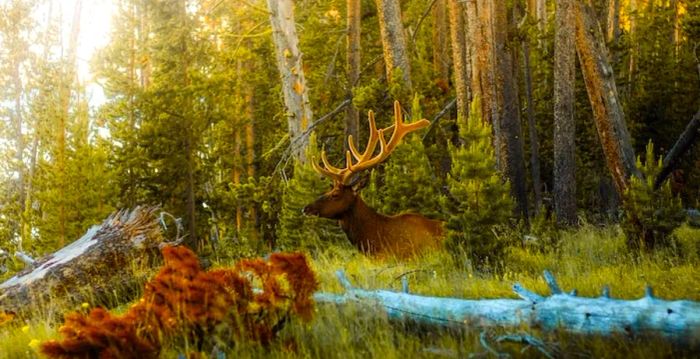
[0,0,700,357]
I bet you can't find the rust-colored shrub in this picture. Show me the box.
[41,246,318,358]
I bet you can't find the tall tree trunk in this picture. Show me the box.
[465,0,481,108]
[346,0,361,147]
[521,9,543,214]
[375,0,413,97]
[245,89,258,240]
[536,0,547,33]
[11,46,26,246]
[471,0,529,217]
[433,0,451,91]
[448,0,469,120]
[56,0,82,246]
[627,0,638,96]
[493,0,529,218]
[574,1,639,195]
[553,0,577,225]
[267,0,314,163]
[671,0,680,57]
[606,0,620,43]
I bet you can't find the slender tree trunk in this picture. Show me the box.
[671,0,680,57]
[627,0,637,95]
[472,0,528,217]
[521,13,543,214]
[374,0,413,96]
[11,48,26,246]
[245,89,258,240]
[465,0,481,108]
[574,1,639,195]
[448,0,469,120]
[433,0,451,90]
[495,0,529,218]
[655,109,700,189]
[346,0,361,147]
[536,0,547,33]
[233,124,242,232]
[553,0,577,225]
[56,0,82,246]
[606,0,620,43]
[267,0,314,162]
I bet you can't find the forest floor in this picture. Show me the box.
[2,224,700,358]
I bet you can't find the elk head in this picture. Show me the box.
[302,101,442,257]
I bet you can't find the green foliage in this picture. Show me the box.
[444,97,513,268]
[622,141,686,250]
[363,95,443,218]
[276,133,346,252]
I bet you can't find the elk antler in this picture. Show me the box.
[312,101,430,185]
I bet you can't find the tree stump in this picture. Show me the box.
[0,206,169,316]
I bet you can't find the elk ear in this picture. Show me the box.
[349,173,370,193]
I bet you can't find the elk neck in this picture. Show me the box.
[337,194,386,250]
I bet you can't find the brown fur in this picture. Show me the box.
[303,184,444,258]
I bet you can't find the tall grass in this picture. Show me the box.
[2,224,700,358]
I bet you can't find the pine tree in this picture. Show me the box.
[276,133,346,252]
[363,95,443,218]
[444,96,513,267]
[622,141,686,250]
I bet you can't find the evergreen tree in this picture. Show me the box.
[444,97,513,267]
[622,141,686,250]
[276,133,346,252]
[363,95,443,218]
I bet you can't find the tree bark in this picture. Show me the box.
[536,0,547,33]
[346,0,361,148]
[448,0,469,120]
[55,0,82,247]
[465,0,481,110]
[654,109,700,189]
[267,0,314,163]
[574,1,639,195]
[433,0,451,91]
[374,0,413,96]
[245,90,258,240]
[671,0,680,57]
[606,0,620,43]
[521,16,543,214]
[627,0,638,95]
[486,0,529,217]
[0,207,167,315]
[468,0,529,217]
[553,0,577,225]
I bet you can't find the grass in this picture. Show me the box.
[2,224,700,358]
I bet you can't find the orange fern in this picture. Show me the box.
[41,246,318,358]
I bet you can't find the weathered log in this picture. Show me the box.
[315,270,700,342]
[0,206,169,315]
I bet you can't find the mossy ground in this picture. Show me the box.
[2,224,700,358]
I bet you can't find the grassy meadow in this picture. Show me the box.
[2,224,700,358]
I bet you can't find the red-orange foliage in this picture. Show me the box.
[41,246,318,358]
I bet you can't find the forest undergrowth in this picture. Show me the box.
[2,224,700,358]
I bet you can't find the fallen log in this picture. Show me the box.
[314,270,700,342]
[0,206,171,316]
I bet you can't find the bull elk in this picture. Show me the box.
[302,101,445,258]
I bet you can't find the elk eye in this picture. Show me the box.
[330,192,341,199]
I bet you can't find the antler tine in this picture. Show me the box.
[348,110,381,163]
[384,101,430,153]
[316,102,430,184]
[311,155,343,183]
[321,151,345,175]
[348,101,428,174]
